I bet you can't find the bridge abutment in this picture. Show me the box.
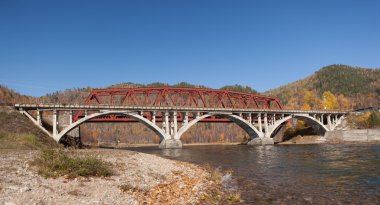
[159,139,183,149]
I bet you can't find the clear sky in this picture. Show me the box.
[1,0,379,96]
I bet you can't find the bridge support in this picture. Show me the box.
[159,139,183,149]
[247,137,274,145]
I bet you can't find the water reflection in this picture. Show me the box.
[124,144,380,204]
[161,148,182,157]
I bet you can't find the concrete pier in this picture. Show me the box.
[159,139,183,149]
[248,137,274,145]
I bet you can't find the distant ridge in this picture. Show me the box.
[264,64,380,109]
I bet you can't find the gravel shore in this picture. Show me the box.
[0,149,212,205]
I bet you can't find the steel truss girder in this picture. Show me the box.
[74,87,284,122]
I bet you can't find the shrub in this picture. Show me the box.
[368,112,380,128]
[33,149,113,178]
[347,111,380,129]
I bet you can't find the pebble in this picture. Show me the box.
[20,186,31,192]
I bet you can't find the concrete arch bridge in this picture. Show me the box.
[14,87,347,148]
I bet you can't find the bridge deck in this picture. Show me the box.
[15,104,348,115]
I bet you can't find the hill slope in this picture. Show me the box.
[0,107,58,149]
[0,85,34,105]
[264,64,380,109]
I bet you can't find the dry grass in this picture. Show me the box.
[201,164,242,204]
[119,184,141,193]
[0,132,48,150]
[0,107,58,150]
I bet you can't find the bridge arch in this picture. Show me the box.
[267,114,329,138]
[176,113,263,141]
[55,111,168,142]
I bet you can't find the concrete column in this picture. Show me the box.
[164,112,169,134]
[248,113,252,124]
[159,138,183,149]
[273,114,276,125]
[151,111,156,125]
[53,110,58,136]
[321,114,324,124]
[173,112,178,137]
[238,113,242,118]
[69,110,73,124]
[195,112,200,118]
[258,114,262,133]
[264,113,268,133]
[170,111,178,137]
[183,112,189,125]
[85,110,88,117]
[162,112,166,132]
[327,114,332,129]
[36,109,42,126]
[139,110,143,116]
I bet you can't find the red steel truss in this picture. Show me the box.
[74,87,283,122]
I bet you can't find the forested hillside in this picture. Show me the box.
[265,65,380,110]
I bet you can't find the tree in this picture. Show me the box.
[301,103,311,110]
[321,91,338,110]
[368,112,380,128]
[302,90,319,109]
[220,85,258,94]
[286,97,299,110]
[337,94,352,110]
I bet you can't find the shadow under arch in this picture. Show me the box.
[176,113,263,141]
[268,114,329,138]
[55,111,168,143]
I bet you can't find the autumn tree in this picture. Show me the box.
[336,94,352,110]
[321,91,338,110]
[301,90,319,110]
[286,97,299,110]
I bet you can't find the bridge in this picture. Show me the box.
[14,87,347,148]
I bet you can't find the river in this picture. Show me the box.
[125,144,380,204]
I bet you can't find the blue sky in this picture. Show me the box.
[1,0,379,96]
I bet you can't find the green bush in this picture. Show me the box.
[368,112,380,128]
[33,149,113,178]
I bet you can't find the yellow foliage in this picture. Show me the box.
[302,90,319,109]
[286,97,298,110]
[321,91,338,110]
[301,103,311,110]
[348,112,380,129]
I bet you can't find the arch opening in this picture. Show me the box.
[269,115,328,143]
[56,111,168,144]
[177,113,262,144]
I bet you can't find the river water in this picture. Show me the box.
[125,144,380,204]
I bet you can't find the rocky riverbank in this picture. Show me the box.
[0,149,229,205]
